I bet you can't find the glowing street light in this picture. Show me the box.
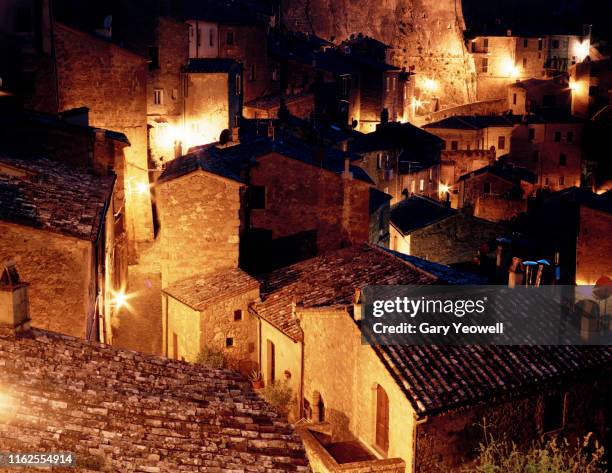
[135,182,150,195]
[502,58,519,78]
[439,183,450,194]
[422,78,439,93]
[111,290,130,309]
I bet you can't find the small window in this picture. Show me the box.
[542,392,566,432]
[559,153,567,166]
[589,85,599,97]
[523,38,529,48]
[483,182,491,194]
[481,57,489,73]
[234,309,243,321]
[538,38,543,51]
[375,385,389,452]
[566,131,574,143]
[153,89,163,105]
[483,38,489,50]
[235,74,241,95]
[554,131,561,142]
[552,39,560,49]
[528,128,535,141]
[559,176,565,186]
[341,76,349,97]
[148,46,160,70]
[498,136,506,150]
[226,337,234,347]
[386,76,390,92]
[419,179,424,192]
[376,154,382,170]
[209,28,214,47]
[248,64,256,82]
[533,150,539,162]
[249,185,265,209]
[267,340,275,384]
[513,93,517,105]
[451,141,459,151]
[226,30,234,45]
[522,57,527,69]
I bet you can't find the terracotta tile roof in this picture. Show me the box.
[163,268,261,311]
[0,155,114,241]
[373,344,612,417]
[252,244,438,340]
[0,326,309,472]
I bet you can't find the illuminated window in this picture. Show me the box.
[419,179,424,192]
[559,176,565,186]
[481,57,488,73]
[386,77,390,92]
[376,154,382,170]
[542,392,566,432]
[153,89,163,105]
[375,385,389,452]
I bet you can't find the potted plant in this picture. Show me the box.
[249,370,264,389]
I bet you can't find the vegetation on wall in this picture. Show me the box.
[195,347,227,369]
[260,380,294,416]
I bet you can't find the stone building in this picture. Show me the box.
[508,78,571,115]
[457,162,536,222]
[423,115,518,159]
[162,268,260,368]
[183,58,243,148]
[576,199,612,286]
[0,153,120,342]
[0,284,309,472]
[439,149,496,207]
[569,58,612,119]
[507,114,585,192]
[349,121,443,203]
[470,32,590,100]
[389,195,504,264]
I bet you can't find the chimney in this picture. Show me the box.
[0,261,30,332]
[231,126,240,143]
[508,257,524,288]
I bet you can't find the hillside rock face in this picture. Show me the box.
[282,0,476,109]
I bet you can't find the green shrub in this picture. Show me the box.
[467,429,606,473]
[195,347,226,369]
[261,380,294,415]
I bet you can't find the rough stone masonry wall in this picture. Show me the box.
[0,222,92,338]
[415,373,612,472]
[158,172,242,288]
[576,206,612,285]
[250,153,370,254]
[54,23,153,244]
[282,0,476,109]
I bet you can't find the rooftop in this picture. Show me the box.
[350,121,444,157]
[373,343,612,417]
[158,137,374,185]
[458,162,537,184]
[163,268,260,311]
[0,154,115,240]
[390,196,457,234]
[252,244,437,341]
[0,325,308,471]
[424,113,584,130]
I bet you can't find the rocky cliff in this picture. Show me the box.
[282,0,476,109]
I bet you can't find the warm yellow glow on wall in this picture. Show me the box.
[0,391,15,420]
[502,58,519,78]
[439,183,450,194]
[160,121,222,152]
[573,41,590,62]
[422,78,439,93]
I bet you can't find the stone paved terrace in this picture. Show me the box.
[0,325,309,472]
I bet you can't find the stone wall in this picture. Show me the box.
[147,17,189,166]
[250,153,371,254]
[0,222,92,338]
[157,171,242,288]
[282,0,476,109]
[415,373,612,472]
[418,98,507,127]
[54,23,153,244]
[474,195,528,222]
[409,213,504,264]
[200,288,260,371]
[576,206,612,285]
